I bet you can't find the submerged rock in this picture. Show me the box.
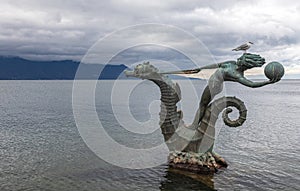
[168,151,227,174]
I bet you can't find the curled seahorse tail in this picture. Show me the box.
[220,97,247,127]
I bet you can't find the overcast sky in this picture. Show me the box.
[1,0,300,77]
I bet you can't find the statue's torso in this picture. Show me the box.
[220,62,244,82]
[207,62,244,94]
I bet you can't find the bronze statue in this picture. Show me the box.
[124,53,284,174]
[161,53,280,127]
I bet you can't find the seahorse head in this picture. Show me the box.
[124,61,161,80]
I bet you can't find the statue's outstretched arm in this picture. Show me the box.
[199,61,237,70]
[160,63,223,75]
[237,77,273,88]
[199,63,222,70]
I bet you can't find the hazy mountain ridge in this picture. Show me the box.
[0,56,127,80]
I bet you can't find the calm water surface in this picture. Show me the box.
[0,80,299,191]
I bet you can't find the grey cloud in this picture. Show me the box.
[0,0,299,75]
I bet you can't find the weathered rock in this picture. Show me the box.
[168,151,227,174]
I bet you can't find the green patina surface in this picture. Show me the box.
[124,53,284,173]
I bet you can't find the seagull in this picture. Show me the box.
[232,41,253,53]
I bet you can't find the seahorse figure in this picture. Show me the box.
[124,53,281,173]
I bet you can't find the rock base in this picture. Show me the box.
[168,151,228,174]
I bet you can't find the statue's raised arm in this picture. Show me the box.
[232,53,281,87]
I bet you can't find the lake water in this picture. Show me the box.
[0,80,299,191]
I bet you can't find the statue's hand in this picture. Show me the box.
[269,77,281,84]
[237,53,265,67]
[264,76,281,85]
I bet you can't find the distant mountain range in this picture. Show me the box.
[0,56,128,80]
[7,56,296,80]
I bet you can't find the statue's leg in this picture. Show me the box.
[191,86,212,126]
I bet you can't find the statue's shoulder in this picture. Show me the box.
[219,60,236,68]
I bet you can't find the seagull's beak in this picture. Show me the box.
[249,42,254,44]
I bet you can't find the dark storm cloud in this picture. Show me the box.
[0,0,300,74]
